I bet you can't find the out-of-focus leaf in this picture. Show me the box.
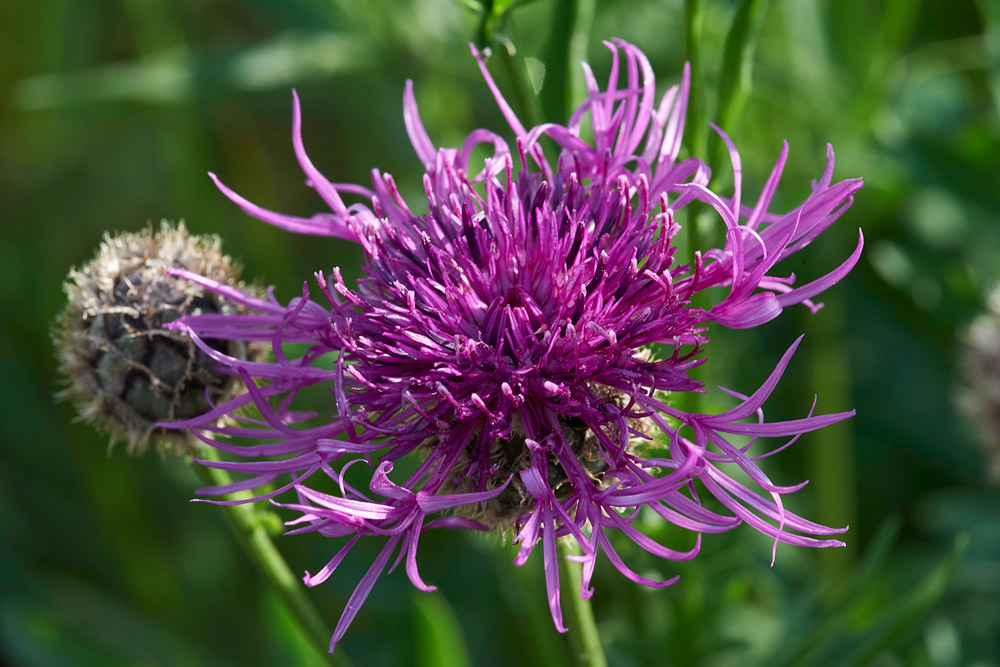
[773,527,967,667]
[411,592,472,667]
[495,544,572,667]
[712,0,769,171]
[769,516,903,666]
[10,31,373,110]
[828,532,968,666]
[918,490,1000,594]
[263,590,330,667]
[0,577,208,667]
[976,0,1000,117]
[683,0,707,160]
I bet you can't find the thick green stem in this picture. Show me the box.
[682,0,709,275]
[683,0,708,162]
[193,454,350,665]
[806,299,857,579]
[712,0,770,174]
[473,0,541,129]
[681,0,708,416]
[496,42,541,130]
[557,538,607,667]
[541,0,595,123]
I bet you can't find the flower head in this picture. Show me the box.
[54,221,256,454]
[165,40,863,650]
[958,285,1000,480]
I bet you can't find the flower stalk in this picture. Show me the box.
[558,538,608,667]
[194,449,350,665]
[541,0,595,123]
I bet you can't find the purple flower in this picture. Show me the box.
[165,39,863,651]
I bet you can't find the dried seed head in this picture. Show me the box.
[958,286,1000,480]
[53,221,256,455]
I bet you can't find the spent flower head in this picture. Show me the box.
[54,222,255,455]
[958,284,1000,480]
[164,40,864,650]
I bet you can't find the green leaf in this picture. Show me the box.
[0,577,208,667]
[683,0,707,160]
[10,31,373,110]
[412,592,473,667]
[470,0,539,49]
[712,0,770,172]
[769,517,901,665]
[835,533,968,665]
[263,590,331,667]
[773,522,968,667]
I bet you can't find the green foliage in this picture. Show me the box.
[411,592,473,667]
[712,0,769,172]
[2,0,998,665]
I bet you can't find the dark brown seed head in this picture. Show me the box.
[53,221,258,455]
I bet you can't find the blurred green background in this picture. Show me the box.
[2,0,999,665]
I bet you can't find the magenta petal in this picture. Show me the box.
[209,172,355,240]
[330,535,401,653]
[291,89,350,219]
[710,291,783,329]
[403,79,437,168]
[777,229,864,308]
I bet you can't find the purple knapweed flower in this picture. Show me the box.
[164,39,863,651]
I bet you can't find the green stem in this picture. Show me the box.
[193,453,351,665]
[557,538,607,667]
[541,0,595,123]
[496,39,541,130]
[683,0,707,162]
[712,0,770,174]
[472,0,540,128]
[681,0,707,415]
[805,299,857,579]
[682,0,708,268]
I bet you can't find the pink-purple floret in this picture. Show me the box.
[163,39,864,651]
